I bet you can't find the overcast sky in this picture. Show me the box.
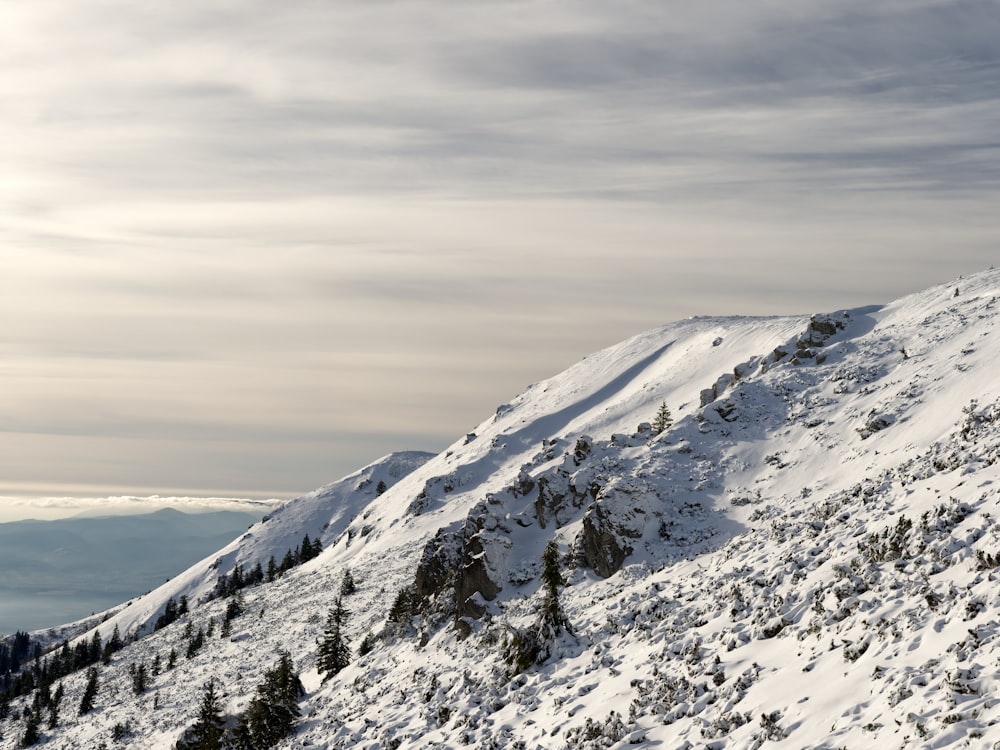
[2,0,999,516]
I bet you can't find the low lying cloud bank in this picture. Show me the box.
[0,494,286,522]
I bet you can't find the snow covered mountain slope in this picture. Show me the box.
[88,449,437,641]
[5,268,1000,749]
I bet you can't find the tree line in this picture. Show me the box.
[210,534,323,603]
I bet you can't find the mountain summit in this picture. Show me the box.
[4,269,1000,749]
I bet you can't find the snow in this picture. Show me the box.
[5,268,1000,749]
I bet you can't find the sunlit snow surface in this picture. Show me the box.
[6,269,1000,749]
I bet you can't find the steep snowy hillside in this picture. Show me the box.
[4,269,1000,749]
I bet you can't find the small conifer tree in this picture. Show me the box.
[177,678,227,750]
[357,631,376,657]
[539,540,569,637]
[130,662,148,695]
[317,598,351,680]
[503,540,572,677]
[339,568,357,596]
[186,627,206,659]
[653,400,673,434]
[299,535,316,563]
[102,625,122,663]
[47,683,63,729]
[239,652,303,748]
[78,667,99,715]
[20,710,40,747]
[88,631,102,663]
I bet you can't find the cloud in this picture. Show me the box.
[0,494,283,523]
[2,0,999,506]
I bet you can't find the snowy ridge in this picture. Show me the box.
[94,450,437,641]
[5,269,1000,749]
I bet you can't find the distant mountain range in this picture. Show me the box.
[3,269,1000,749]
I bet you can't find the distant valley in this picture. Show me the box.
[0,508,261,634]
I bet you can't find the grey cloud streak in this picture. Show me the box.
[2,0,999,507]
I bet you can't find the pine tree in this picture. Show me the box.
[78,667,99,715]
[249,562,264,586]
[20,710,40,747]
[35,682,50,711]
[387,587,413,626]
[317,598,351,680]
[89,630,102,664]
[48,682,64,729]
[239,652,303,749]
[538,540,568,638]
[339,568,357,596]
[177,678,227,750]
[357,631,376,657]
[653,400,673,434]
[155,597,179,631]
[130,662,148,695]
[57,641,71,674]
[102,625,122,663]
[225,592,245,625]
[279,548,297,574]
[231,564,245,592]
[502,541,570,676]
[186,628,206,659]
[299,535,315,563]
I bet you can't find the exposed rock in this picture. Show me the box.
[534,492,548,530]
[534,473,582,529]
[453,510,502,637]
[858,413,894,439]
[413,527,463,603]
[798,313,847,348]
[578,505,635,578]
[511,471,535,497]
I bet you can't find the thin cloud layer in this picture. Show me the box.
[0,494,283,523]
[2,1,999,507]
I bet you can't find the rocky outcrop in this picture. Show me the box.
[409,505,506,639]
[453,519,501,636]
[413,527,463,603]
[578,505,635,578]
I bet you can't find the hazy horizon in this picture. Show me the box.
[4,0,999,511]
[0,506,267,633]
[0,493,285,523]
